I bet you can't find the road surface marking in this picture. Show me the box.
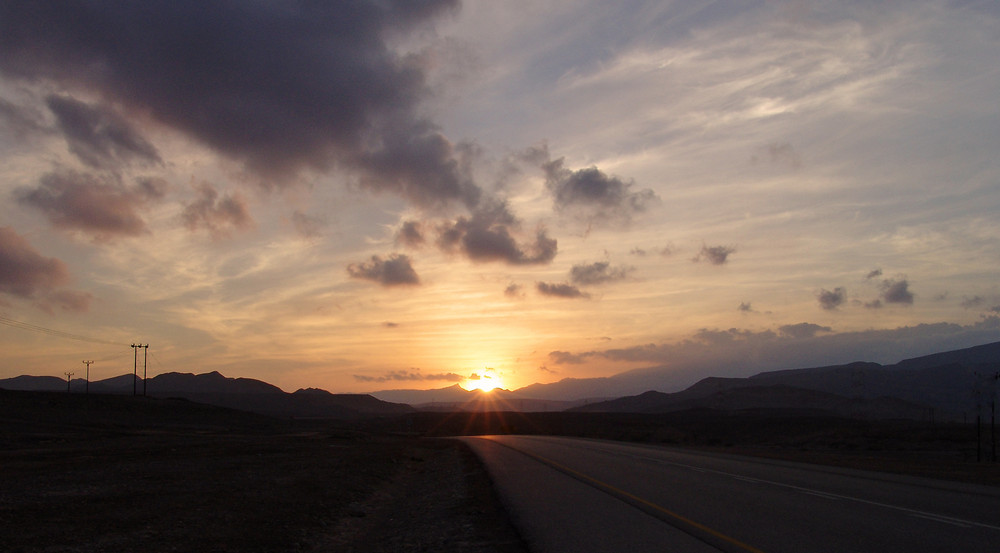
[574,443,1000,533]
[486,437,768,553]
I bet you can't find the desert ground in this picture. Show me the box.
[2,390,998,552]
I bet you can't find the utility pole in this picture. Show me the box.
[64,372,74,392]
[82,360,94,394]
[142,344,149,396]
[131,343,139,396]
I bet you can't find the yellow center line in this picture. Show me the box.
[489,437,768,553]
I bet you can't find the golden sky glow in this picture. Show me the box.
[2,1,1000,397]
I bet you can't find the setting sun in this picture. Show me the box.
[462,368,504,392]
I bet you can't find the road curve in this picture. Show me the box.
[460,435,1000,553]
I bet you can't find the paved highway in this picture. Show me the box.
[461,435,1000,553]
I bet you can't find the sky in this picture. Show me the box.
[2,0,999,395]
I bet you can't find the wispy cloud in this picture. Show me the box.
[353,368,464,383]
[45,95,161,170]
[17,170,162,240]
[181,183,253,239]
[0,226,89,312]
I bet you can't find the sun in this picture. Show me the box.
[462,367,504,392]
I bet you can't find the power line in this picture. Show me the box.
[0,315,128,347]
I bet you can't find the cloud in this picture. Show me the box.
[751,142,801,170]
[693,244,736,265]
[536,282,589,299]
[436,202,557,265]
[0,226,90,312]
[45,95,160,169]
[347,253,420,287]
[0,226,70,298]
[0,1,484,208]
[817,287,847,310]
[504,283,525,298]
[40,289,93,314]
[881,278,914,305]
[866,268,883,280]
[961,295,985,309]
[549,318,1000,380]
[548,351,588,365]
[738,301,754,313]
[290,210,324,239]
[569,261,634,285]
[396,220,426,248]
[16,170,160,240]
[0,97,47,139]
[181,183,253,238]
[538,147,658,225]
[778,323,832,339]
[353,368,464,383]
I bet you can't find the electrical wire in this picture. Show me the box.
[0,314,130,347]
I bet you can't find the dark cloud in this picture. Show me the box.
[182,183,253,238]
[738,301,754,313]
[0,226,90,312]
[0,1,482,207]
[817,287,847,310]
[569,261,634,286]
[396,220,426,248]
[504,283,525,298]
[347,253,420,287]
[0,97,46,139]
[45,95,160,169]
[536,282,590,299]
[866,268,883,280]
[17,170,159,239]
[353,368,464,383]
[382,322,400,328]
[694,244,735,265]
[778,323,832,339]
[290,210,324,238]
[536,145,658,224]
[548,351,588,365]
[436,202,557,265]
[0,226,70,298]
[881,278,914,305]
[865,299,883,309]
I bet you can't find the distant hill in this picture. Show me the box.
[573,342,1000,420]
[0,371,413,420]
[371,383,605,412]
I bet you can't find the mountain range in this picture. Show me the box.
[3,341,998,421]
[0,371,414,419]
[372,340,1000,420]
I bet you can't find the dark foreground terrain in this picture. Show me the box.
[0,391,526,553]
[3,391,999,552]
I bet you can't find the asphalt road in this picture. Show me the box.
[460,435,1000,553]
